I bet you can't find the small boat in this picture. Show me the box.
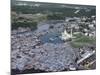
[49,37,55,41]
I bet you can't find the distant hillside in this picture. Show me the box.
[11,1,96,17]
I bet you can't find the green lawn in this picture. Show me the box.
[70,34,96,48]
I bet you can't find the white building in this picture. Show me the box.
[60,29,72,41]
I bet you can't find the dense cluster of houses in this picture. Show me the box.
[11,15,96,72]
[65,16,96,38]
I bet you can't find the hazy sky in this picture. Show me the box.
[17,0,96,5]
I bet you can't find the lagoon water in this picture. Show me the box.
[40,32,63,44]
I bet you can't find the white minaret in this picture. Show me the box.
[60,24,75,41]
[71,27,73,38]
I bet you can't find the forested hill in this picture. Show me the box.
[11,1,96,17]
